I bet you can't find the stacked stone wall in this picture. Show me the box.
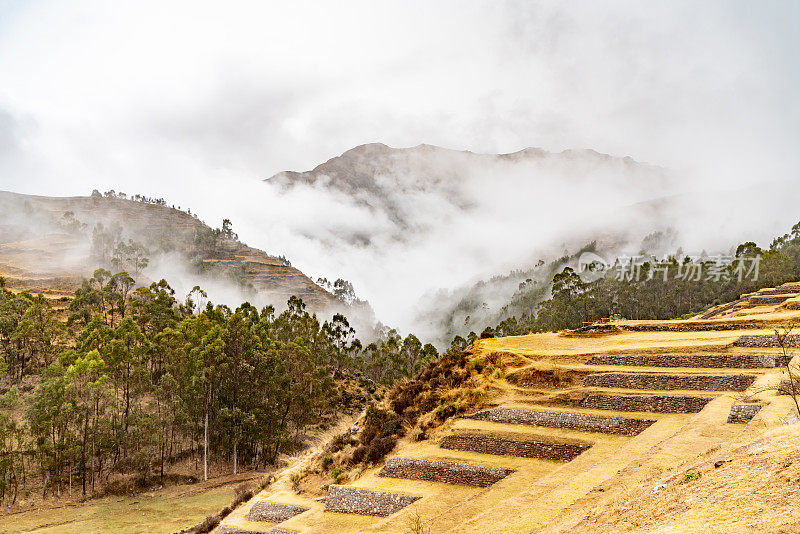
[586,353,789,369]
[777,380,798,395]
[757,287,800,296]
[748,295,791,305]
[618,323,762,332]
[216,527,268,534]
[727,404,763,423]
[583,373,756,391]
[324,485,420,517]
[376,458,515,487]
[582,394,712,413]
[734,335,800,348]
[439,433,589,461]
[463,408,655,436]
[246,502,309,523]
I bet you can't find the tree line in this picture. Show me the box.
[482,221,800,338]
[0,272,437,504]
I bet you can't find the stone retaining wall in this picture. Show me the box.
[463,408,655,436]
[377,458,515,487]
[734,335,800,348]
[748,295,791,305]
[216,527,267,534]
[619,323,762,332]
[439,433,590,461]
[582,394,713,413]
[585,353,789,369]
[777,380,798,395]
[246,501,309,523]
[583,373,756,391]
[324,485,420,517]
[756,287,800,296]
[727,404,763,423]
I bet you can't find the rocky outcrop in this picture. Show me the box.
[439,433,589,461]
[463,408,655,436]
[582,394,713,413]
[583,373,756,391]
[377,458,515,487]
[324,485,420,517]
[585,353,790,369]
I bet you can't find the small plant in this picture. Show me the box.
[406,508,430,534]
[682,472,701,483]
[290,472,302,492]
[321,454,334,470]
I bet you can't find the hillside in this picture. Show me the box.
[217,283,800,533]
[0,190,337,310]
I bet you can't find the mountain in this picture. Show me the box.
[0,190,338,310]
[266,143,674,246]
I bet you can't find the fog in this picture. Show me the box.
[1,1,799,335]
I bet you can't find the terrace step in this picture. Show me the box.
[585,353,790,369]
[439,433,590,461]
[324,485,420,517]
[582,372,757,391]
[582,393,713,413]
[376,457,515,487]
[463,407,655,436]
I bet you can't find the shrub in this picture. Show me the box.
[331,467,344,484]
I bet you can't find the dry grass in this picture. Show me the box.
[567,423,800,533]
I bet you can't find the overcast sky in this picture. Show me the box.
[1,0,799,330]
[1,1,798,195]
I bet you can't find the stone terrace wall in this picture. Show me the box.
[268,529,299,534]
[463,408,655,436]
[582,394,713,413]
[583,373,756,391]
[727,404,763,423]
[324,485,420,517]
[585,353,789,369]
[216,527,268,534]
[735,335,800,348]
[377,458,515,487]
[748,295,792,305]
[246,501,309,522]
[777,380,798,395]
[619,323,762,332]
[439,433,590,461]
